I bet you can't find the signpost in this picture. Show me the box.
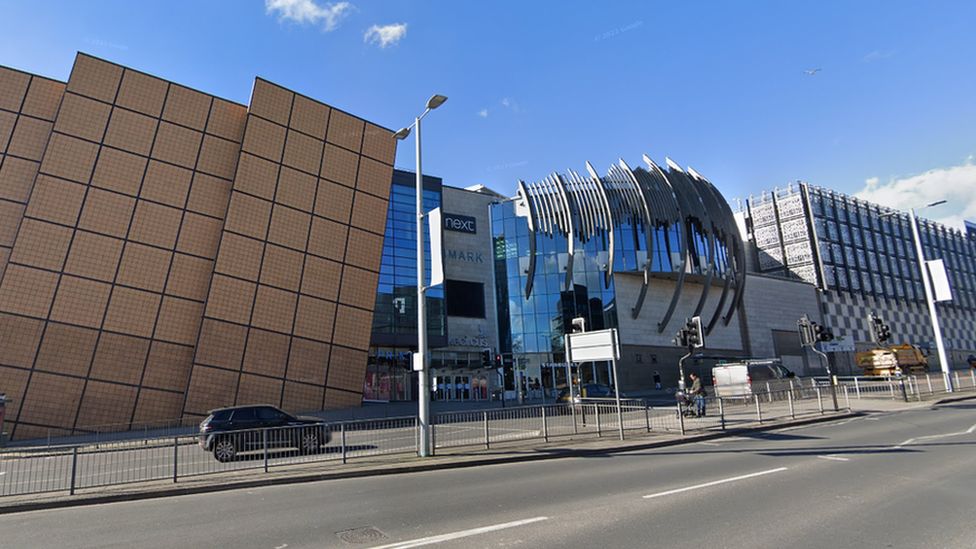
[565,325,624,440]
[818,335,855,353]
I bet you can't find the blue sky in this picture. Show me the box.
[2,1,974,225]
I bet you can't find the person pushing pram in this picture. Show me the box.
[676,372,706,417]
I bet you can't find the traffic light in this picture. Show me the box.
[868,313,891,343]
[674,316,704,350]
[686,316,704,349]
[494,354,503,368]
[571,317,586,333]
[481,349,492,367]
[810,321,834,342]
[878,323,891,343]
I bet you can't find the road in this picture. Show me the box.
[2,401,973,548]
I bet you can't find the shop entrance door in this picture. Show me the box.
[435,375,472,401]
[454,376,470,400]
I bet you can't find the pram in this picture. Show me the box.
[675,391,697,418]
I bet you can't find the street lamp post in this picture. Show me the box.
[882,200,952,392]
[394,94,448,458]
[908,203,953,392]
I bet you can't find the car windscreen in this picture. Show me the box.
[210,410,232,421]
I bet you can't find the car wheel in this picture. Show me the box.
[299,430,320,455]
[213,437,237,462]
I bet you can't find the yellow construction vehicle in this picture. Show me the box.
[855,344,929,376]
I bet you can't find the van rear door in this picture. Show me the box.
[713,364,749,398]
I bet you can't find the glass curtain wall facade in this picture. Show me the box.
[366,170,446,401]
[492,200,615,391]
[491,203,719,391]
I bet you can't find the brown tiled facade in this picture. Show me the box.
[0,54,395,440]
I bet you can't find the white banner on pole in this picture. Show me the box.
[926,259,952,302]
[428,207,444,287]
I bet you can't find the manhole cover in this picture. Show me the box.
[336,526,389,545]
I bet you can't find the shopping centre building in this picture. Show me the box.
[1,53,973,440]
[0,53,395,439]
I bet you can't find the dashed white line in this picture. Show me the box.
[371,517,549,549]
[643,467,788,499]
[817,455,850,462]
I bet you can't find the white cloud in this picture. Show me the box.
[854,158,976,230]
[265,0,352,31]
[500,97,520,113]
[364,23,407,48]
[863,49,895,62]
[477,108,488,118]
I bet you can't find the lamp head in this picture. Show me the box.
[426,94,448,110]
[393,127,411,140]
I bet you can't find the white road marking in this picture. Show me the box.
[371,517,549,549]
[892,422,976,450]
[274,544,288,549]
[697,441,721,446]
[817,455,850,462]
[643,467,788,499]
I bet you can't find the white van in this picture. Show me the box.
[712,359,797,398]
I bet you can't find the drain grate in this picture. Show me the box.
[336,526,389,545]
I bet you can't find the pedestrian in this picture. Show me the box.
[688,372,706,417]
[653,370,662,390]
[968,355,976,370]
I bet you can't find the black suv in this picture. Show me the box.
[198,405,331,462]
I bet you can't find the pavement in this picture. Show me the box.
[1,397,973,548]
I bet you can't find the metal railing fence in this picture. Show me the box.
[813,369,976,402]
[0,387,850,499]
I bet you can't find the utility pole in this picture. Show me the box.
[393,94,448,457]
[909,207,953,392]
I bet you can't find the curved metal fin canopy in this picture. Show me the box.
[509,153,744,334]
